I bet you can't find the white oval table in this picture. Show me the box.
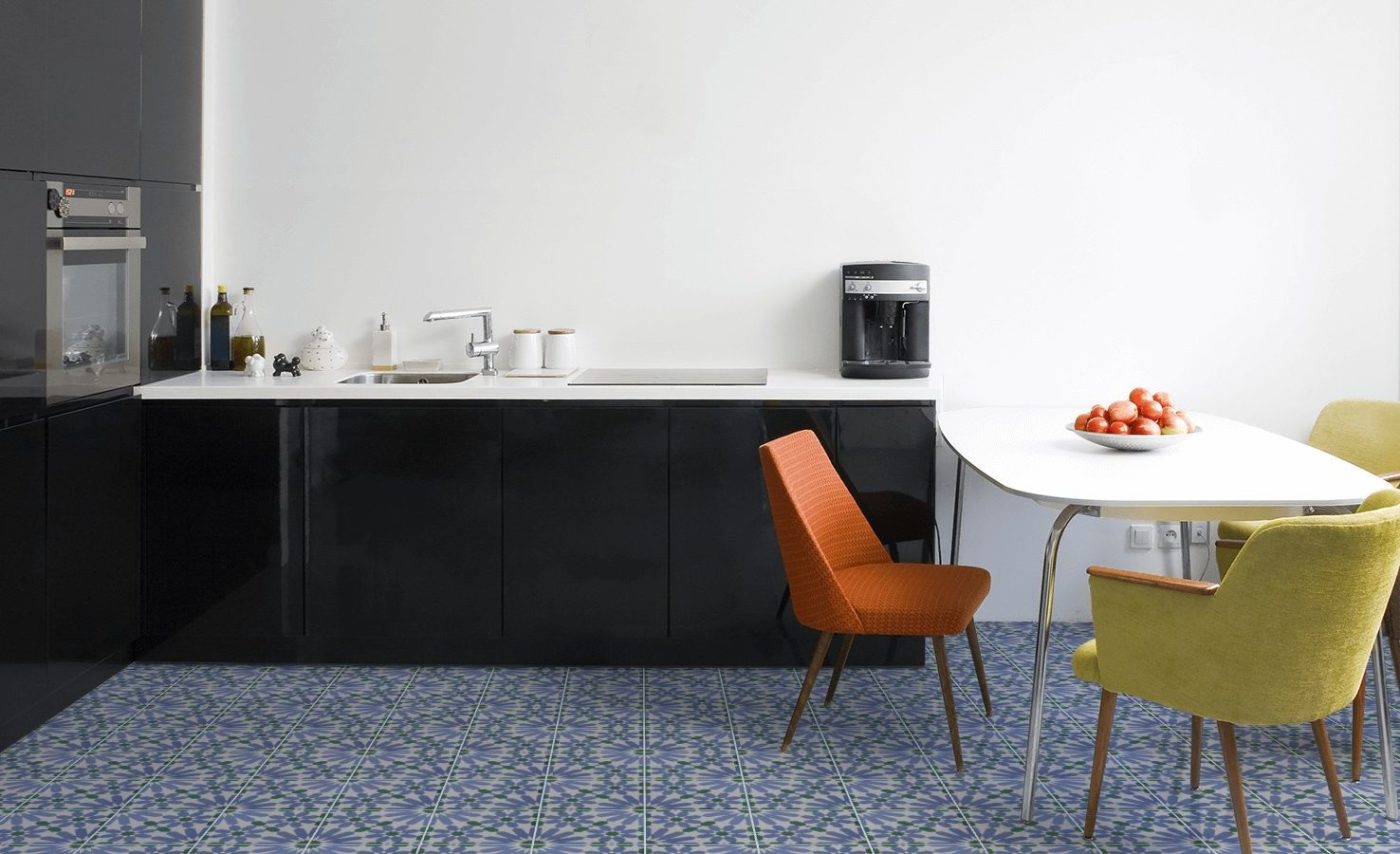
[939,407,1396,822]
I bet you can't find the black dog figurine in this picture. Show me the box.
[272,353,301,377]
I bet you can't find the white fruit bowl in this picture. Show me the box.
[1066,423,1200,452]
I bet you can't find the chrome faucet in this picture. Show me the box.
[422,307,499,375]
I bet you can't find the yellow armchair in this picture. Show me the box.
[1075,489,1400,853]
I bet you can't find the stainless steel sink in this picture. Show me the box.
[338,372,477,385]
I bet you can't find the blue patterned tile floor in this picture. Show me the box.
[2,622,1398,851]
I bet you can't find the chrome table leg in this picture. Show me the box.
[1180,521,1192,580]
[1022,504,1089,821]
[951,458,966,563]
[1374,633,1397,820]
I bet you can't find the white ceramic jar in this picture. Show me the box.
[300,326,348,371]
[544,328,576,372]
[512,328,544,370]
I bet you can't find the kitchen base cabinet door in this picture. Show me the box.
[0,420,47,729]
[143,404,304,642]
[306,407,502,640]
[47,396,141,690]
[837,405,939,557]
[669,407,832,640]
[504,407,668,641]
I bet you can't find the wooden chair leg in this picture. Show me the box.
[1312,719,1351,839]
[1190,715,1203,790]
[1352,674,1365,782]
[1218,721,1252,854]
[781,631,832,752]
[932,636,964,771]
[1083,689,1117,839]
[774,585,791,621]
[965,620,993,717]
[824,634,856,706]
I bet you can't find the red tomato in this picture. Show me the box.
[1176,410,1196,433]
[1074,413,1090,431]
[1129,387,1153,409]
[1153,391,1174,408]
[1085,416,1110,433]
[1107,400,1138,423]
[1106,420,1129,435]
[1160,405,1178,417]
[1129,417,1161,436]
[1089,404,1107,420]
[1160,412,1189,435]
[1138,399,1164,422]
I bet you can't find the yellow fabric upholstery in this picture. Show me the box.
[1214,400,1400,574]
[1074,489,1400,725]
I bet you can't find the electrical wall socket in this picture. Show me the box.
[1129,524,1154,550]
[1157,523,1181,548]
[1190,522,1209,544]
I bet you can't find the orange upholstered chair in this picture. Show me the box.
[760,430,992,768]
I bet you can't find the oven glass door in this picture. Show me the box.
[46,231,144,402]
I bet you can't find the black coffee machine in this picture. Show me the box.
[840,261,930,379]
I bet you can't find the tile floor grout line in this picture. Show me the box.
[869,665,991,854]
[527,668,573,850]
[796,669,881,854]
[411,667,497,854]
[75,665,276,851]
[3,665,200,820]
[186,666,350,853]
[716,669,764,853]
[640,666,649,854]
[305,666,424,846]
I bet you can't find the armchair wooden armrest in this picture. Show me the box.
[1378,471,1400,485]
[1086,565,1219,596]
[1214,537,1247,549]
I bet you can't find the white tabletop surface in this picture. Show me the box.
[939,407,1389,521]
[136,367,943,402]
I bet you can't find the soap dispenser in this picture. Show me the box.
[372,312,399,371]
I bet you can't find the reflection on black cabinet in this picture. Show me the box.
[838,406,938,558]
[0,1,44,171]
[144,404,303,640]
[504,407,668,640]
[140,0,202,183]
[139,187,201,382]
[669,407,832,641]
[47,396,141,689]
[307,407,502,640]
[0,421,46,728]
[44,1,143,179]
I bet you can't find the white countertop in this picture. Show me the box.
[136,367,943,402]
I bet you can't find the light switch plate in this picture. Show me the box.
[1129,524,1154,550]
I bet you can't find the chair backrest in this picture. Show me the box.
[1215,488,1400,723]
[1309,399,1400,476]
[759,430,891,633]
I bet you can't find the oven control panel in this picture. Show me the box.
[46,182,139,228]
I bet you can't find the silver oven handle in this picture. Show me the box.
[53,236,147,251]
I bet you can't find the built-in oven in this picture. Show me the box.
[44,181,144,404]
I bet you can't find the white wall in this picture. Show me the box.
[205,0,1400,620]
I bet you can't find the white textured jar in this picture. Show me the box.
[512,328,543,370]
[544,328,576,372]
[300,326,348,371]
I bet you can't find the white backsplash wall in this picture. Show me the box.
[204,0,1399,620]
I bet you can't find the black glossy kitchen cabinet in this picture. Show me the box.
[47,395,141,690]
[0,420,47,731]
[140,0,202,183]
[307,407,503,641]
[503,407,669,641]
[837,406,939,559]
[43,0,143,179]
[144,404,303,644]
[669,407,832,641]
[0,1,44,171]
[140,186,201,382]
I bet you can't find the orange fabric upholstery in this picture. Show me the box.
[760,430,990,636]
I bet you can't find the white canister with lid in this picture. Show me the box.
[512,328,544,370]
[544,328,576,372]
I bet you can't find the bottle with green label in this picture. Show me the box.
[209,285,233,370]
